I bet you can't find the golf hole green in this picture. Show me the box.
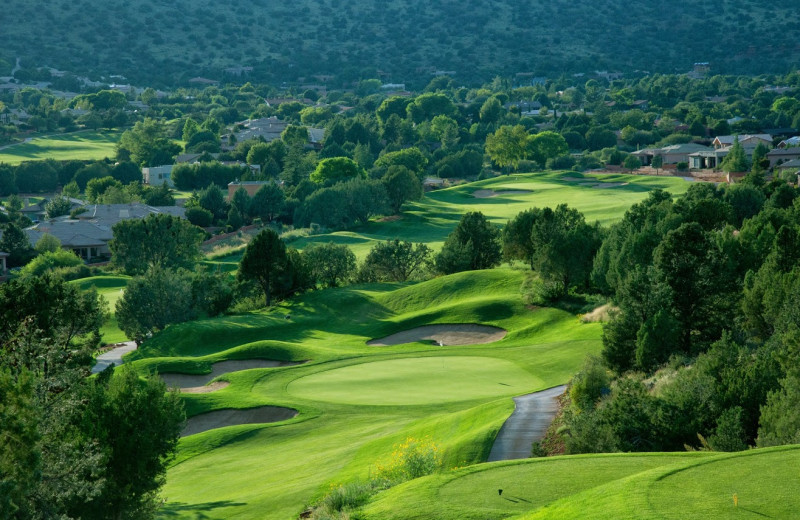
[287,356,540,405]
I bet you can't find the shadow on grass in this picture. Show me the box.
[160,500,247,518]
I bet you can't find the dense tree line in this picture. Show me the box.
[514,176,800,454]
[0,275,184,519]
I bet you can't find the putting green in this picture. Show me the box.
[286,356,541,405]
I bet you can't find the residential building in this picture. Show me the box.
[227,181,272,199]
[142,165,175,187]
[25,203,186,260]
[632,143,712,166]
[778,136,800,149]
[767,148,800,168]
[233,117,289,143]
[712,134,772,149]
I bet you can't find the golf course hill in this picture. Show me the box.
[361,445,800,519]
[122,268,602,518]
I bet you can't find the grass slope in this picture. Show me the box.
[121,269,602,519]
[517,445,800,520]
[0,130,122,165]
[71,275,129,344]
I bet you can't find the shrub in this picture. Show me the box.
[374,436,442,484]
[19,250,83,278]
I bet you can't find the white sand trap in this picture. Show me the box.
[592,182,629,189]
[473,189,530,198]
[182,406,298,437]
[181,381,230,394]
[367,324,507,346]
[160,359,303,390]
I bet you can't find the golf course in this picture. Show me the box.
[92,170,800,519]
[0,130,121,165]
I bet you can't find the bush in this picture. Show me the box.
[185,207,214,227]
[19,250,83,278]
[676,161,689,172]
[374,437,442,484]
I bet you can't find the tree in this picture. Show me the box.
[110,214,202,275]
[0,222,33,267]
[86,176,122,203]
[651,155,663,173]
[20,249,82,278]
[44,195,72,219]
[383,165,423,213]
[721,136,748,173]
[34,232,61,254]
[436,212,501,274]
[586,127,617,151]
[198,184,228,223]
[485,125,528,172]
[373,148,428,179]
[360,240,432,282]
[90,366,184,519]
[115,268,195,343]
[238,228,288,306]
[479,96,503,123]
[185,207,213,227]
[528,131,569,167]
[281,124,309,147]
[502,208,543,268]
[249,183,285,223]
[303,243,356,288]
[117,119,181,167]
[406,93,457,123]
[310,156,365,184]
[623,154,642,172]
[528,204,601,295]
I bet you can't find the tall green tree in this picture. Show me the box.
[238,228,288,306]
[485,125,528,172]
[110,214,202,275]
[303,243,356,288]
[721,136,748,173]
[359,239,432,282]
[436,212,501,274]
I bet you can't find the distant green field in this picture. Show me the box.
[203,171,691,265]
[122,269,603,519]
[71,275,130,344]
[0,130,122,165]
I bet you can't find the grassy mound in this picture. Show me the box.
[115,268,605,519]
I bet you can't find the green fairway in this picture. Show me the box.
[287,356,543,405]
[0,130,122,165]
[290,171,691,259]
[71,275,130,344]
[118,269,603,519]
[361,452,712,520]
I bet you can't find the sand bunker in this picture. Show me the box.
[581,303,618,323]
[473,189,530,198]
[182,406,298,437]
[160,359,302,390]
[367,324,507,346]
[180,381,231,394]
[592,182,629,189]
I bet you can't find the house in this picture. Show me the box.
[26,220,113,260]
[20,200,47,222]
[25,203,187,260]
[712,134,772,150]
[776,158,800,175]
[142,165,174,187]
[233,117,289,143]
[767,148,800,168]
[307,127,325,147]
[632,143,712,166]
[227,181,272,199]
[778,136,800,148]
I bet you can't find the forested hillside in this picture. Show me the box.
[1,0,799,86]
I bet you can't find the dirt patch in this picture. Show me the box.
[367,324,507,346]
[378,215,403,222]
[182,406,298,437]
[181,381,231,394]
[160,359,303,390]
[581,303,618,323]
[472,189,530,198]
